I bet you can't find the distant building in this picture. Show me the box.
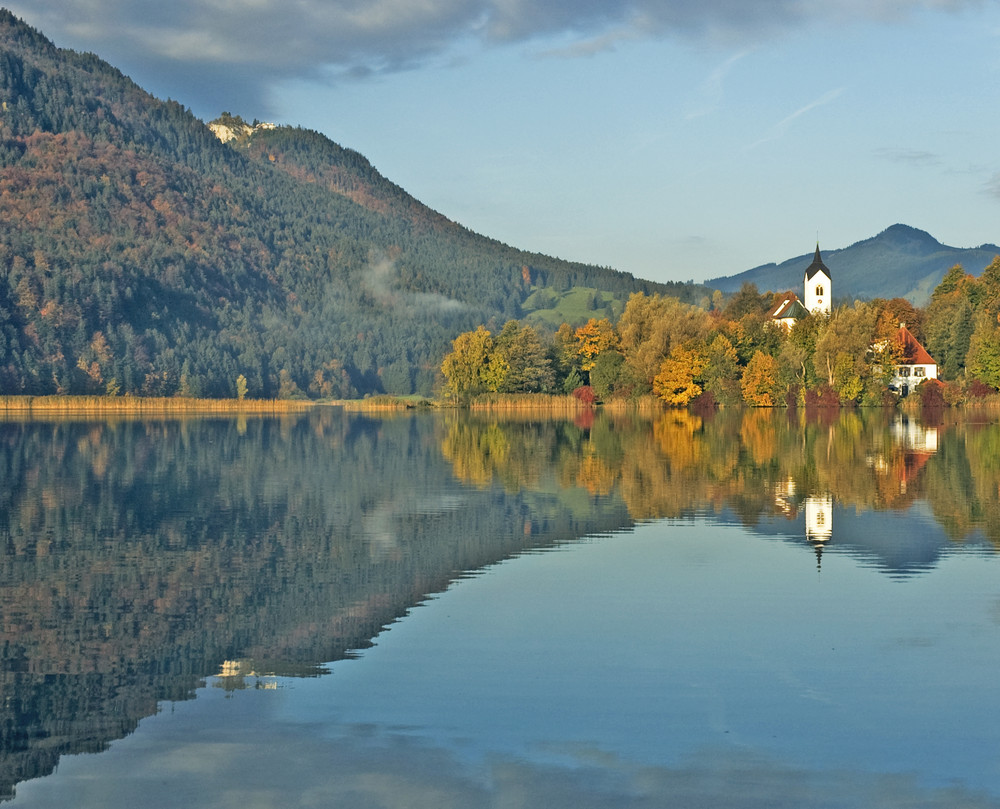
[768,243,832,329]
[767,291,809,331]
[803,244,832,315]
[888,325,937,396]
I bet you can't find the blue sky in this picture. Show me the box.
[8,1,1000,285]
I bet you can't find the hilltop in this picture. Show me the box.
[0,10,704,398]
[708,225,1000,306]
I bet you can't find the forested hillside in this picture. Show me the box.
[0,11,704,398]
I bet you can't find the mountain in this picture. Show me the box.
[706,225,1000,306]
[0,11,705,398]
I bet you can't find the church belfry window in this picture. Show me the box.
[815,285,824,296]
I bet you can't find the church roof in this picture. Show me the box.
[805,244,831,281]
[768,291,809,321]
[896,325,935,365]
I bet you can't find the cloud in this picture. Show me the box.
[875,147,944,168]
[985,173,1000,201]
[25,725,1000,809]
[6,0,983,116]
[362,251,466,313]
[684,49,750,120]
[744,87,846,149]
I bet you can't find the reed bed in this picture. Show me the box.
[468,393,592,415]
[600,396,666,417]
[337,396,432,412]
[0,395,315,417]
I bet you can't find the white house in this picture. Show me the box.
[889,325,937,397]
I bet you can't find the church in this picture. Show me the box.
[766,243,938,395]
[767,244,833,327]
[803,244,832,315]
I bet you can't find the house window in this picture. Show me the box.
[899,367,911,377]
[914,367,926,378]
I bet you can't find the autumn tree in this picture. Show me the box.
[701,334,742,406]
[965,312,1000,389]
[617,292,710,391]
[574,318,619,374]
[492,320,554,393]
[440,325,495,400]
[813,303,879,404]
[653,344,706,406]
[740,350,782,406]
[722,283,774,321]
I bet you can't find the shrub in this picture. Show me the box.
[918,378,946,409]
[966,378,995,398]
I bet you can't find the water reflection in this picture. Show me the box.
[0,406,998,803]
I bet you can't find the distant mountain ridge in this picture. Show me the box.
[707,225,1000,305]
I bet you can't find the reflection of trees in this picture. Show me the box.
[923,418,1000,544]
[441,408,1000,544]
[0,411,632,801]
[7,407,1000,801]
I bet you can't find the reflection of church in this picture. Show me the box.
[774,479,834,569]
[805,494,833,569]
[805,495,832,543]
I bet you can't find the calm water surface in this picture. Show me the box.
[2,407,1000,807]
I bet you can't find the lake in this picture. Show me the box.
[2,406,1000,807]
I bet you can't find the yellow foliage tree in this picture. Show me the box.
[574,318,619,372]
[440,326,495,399]
[653,345,706,406]
[740,350,782,406]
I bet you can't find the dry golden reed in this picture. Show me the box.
[0,396,315,419]
[468,394,590,414]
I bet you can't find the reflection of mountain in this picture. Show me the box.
[722,503,983,578]
[3,406,1000,800]
[0,411,631,801]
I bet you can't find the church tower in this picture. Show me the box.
[803,244,832,315]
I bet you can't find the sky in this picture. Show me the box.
[7,0,1000,285]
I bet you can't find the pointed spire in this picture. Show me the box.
[805,242,831,280]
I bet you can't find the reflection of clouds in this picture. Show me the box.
[17,721,998,808]
[362,493,467,558]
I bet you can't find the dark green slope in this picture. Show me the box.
[0,10,705,398]
[708,224,1000,305]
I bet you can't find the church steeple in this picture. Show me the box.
[803,243,832,315]
[805,243,831,281]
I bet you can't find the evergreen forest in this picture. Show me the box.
[0,11,705,399]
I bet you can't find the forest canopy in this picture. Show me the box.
[0,11,706,399]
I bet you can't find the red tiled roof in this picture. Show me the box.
[897,325,935,365]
